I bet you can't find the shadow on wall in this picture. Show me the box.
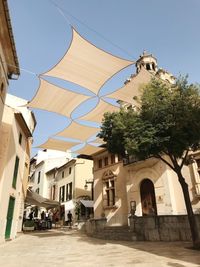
[0,121,16,182]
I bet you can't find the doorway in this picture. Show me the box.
[140,179,157,216]
[5,197,15,239]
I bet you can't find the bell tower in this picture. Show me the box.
[135,51,158,74]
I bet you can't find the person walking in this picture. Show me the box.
[67,211,73,229]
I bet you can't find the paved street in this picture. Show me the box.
[0,228,200,267]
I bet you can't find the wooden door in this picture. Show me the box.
[140,179,157,216]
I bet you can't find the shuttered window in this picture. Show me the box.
[12,156,19,188]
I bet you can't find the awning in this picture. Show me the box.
[106,67,152,105]
[37,138,81,151]
[42,27,134,95]
[79,99,119,123]
[75,144,104,156]
[25,190,60,209]
[27,78,90,118]
[55,121,99,142]
[80,199,94,208]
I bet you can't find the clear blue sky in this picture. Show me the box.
[7,0,200,156]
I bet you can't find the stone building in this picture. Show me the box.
[29,149,71,198]
[46,157,93,222]
[89,52,200,232]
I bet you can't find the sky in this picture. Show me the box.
[7,0,200,157]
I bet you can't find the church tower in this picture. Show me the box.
[135,51,158,74]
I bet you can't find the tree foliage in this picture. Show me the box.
[99,77,200,167]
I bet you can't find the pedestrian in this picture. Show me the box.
[67,211,73,228]
[41,210,45,220]
[29,211,34,220]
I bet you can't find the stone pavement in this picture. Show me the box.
[0,228,200,267]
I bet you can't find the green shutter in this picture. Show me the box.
[5,197,15,239]
[12,156,19,188]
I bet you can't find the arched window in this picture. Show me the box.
[146,63,151,70]
[140,179,157,216]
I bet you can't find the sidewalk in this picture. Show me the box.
[0,228,199,267]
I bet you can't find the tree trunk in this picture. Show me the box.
[177,170,200,249]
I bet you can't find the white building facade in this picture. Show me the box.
[46,158,94,222]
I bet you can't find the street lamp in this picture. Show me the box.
[84,180,94,200]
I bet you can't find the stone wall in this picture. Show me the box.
[85,218,107,236]
[131,215,200,241]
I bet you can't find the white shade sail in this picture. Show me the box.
[106,67,152,105]
[42,28,134,95]
[75,144,104,155]
[37,138,80,151]
[89,137,105,145]
[79,99,120,123]
[27,78,90,118]
[55,121,99,141]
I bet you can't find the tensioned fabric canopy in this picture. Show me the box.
[79,99,120,123]
[90,137,105,145]
[26,189,59,208]
[42,27,134,95]
[27,78,90,118]
[105,67,152,105]
[55,121,99,141]
[37,138,80,151]
[75,144,104,155]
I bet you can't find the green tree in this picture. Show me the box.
[98,77,200,249]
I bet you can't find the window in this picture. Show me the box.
[12,156,19,188]
[69,167,72,175]
[19,133,22,145]
[117,154,122,162]
[62,171,64,178]
[37,171,41,184]
[111,154,115,164]
[59,185,65,202]
[104,157,108,166]
[98,159,102,168]
[66,182,72,200]
[36,188,40,194]
[105,178,115,207]
[146,63,151,70]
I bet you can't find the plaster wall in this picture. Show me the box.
[0,106,31,242]
[126,156,200,216]
[93,151,128,226]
